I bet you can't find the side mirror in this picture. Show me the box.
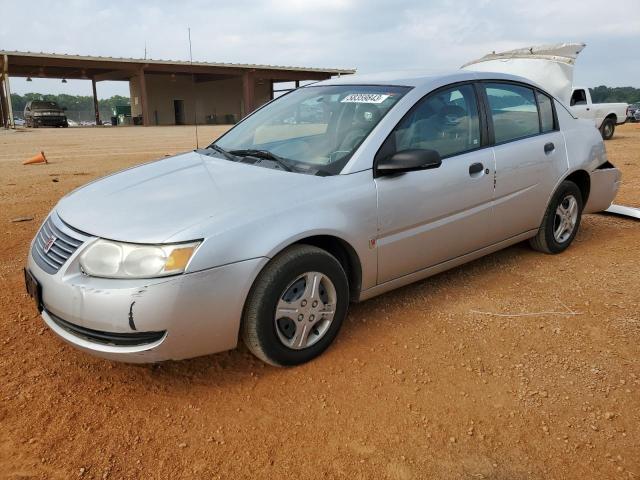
[376,149,442,176]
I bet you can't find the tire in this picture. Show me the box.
[600,117,615,140]
[529,181,583,254]
[241,244,349,366]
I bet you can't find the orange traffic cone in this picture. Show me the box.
[23,151,47,165]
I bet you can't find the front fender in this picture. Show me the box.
[182,170,378,290]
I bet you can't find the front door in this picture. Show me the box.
[375,84,495,284]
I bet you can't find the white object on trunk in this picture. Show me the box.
[461,43,586,106]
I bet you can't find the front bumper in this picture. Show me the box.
[27,247,267,363]
[33,116,67,126]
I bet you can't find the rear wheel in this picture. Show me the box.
[241,244,349,366]
[529,181,583,254]
[600,117,615,140]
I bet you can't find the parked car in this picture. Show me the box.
[569,87,627,140]
[635,109,640,122]
[628,104,640,122]
[24,100,68,128]
[463,43,627,140]
[13,117,25,126]
[24,70,620,366]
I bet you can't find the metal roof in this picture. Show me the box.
[0,50,355,76]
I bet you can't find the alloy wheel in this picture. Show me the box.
[274,271,337,350]
[553,194,578,243]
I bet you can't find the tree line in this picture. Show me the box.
[10,93,131,122]
[589,86,640,105]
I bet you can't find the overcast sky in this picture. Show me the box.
[2,0,638,98]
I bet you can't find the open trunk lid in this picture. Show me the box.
[461,43,586,105]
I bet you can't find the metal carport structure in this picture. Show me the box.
[0,50,354,128]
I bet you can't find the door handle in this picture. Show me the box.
[544,142,555,154]
[469,162,484,175]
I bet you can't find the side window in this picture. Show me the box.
[485,83,539,143]
[536,91,555,133]
[570,89,587,106]
[390,84,481,159]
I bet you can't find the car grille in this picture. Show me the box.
[47,310,166,346]
[32,212,90,274]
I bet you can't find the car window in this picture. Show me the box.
[536,91,555,133]
[485,83,539,143]
[570,89,587,106]
[389,84,481,158]
[30,101,60,109]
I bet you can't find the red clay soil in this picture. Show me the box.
[0,124,638,479]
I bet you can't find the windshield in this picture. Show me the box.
[214,85,410,175]
[31,101,60,110]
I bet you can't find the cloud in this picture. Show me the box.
[2,0,638,97]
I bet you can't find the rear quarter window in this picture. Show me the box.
[536,91,555,133]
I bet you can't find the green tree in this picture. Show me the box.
[589,86,640,104]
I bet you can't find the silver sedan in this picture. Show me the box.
[25,71,621,365]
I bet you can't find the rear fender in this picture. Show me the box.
[584,162,621,214]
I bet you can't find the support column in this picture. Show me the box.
[139,67,149,126]
[91,77,101,125]
[241,71,255,118]
[295,80,300,88]
[0,75,7,129]
[2,55,14,128]
[269,80,274,101]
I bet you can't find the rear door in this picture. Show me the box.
[375,83,495,283]
[481,82,568,242]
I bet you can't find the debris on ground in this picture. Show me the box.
[10,216,33,223]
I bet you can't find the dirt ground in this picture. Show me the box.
[1,124,639,479]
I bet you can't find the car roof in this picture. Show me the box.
[315,70,540,89]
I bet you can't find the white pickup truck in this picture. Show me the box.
[568,86,627,140]
[462,43,628,140]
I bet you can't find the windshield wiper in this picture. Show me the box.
[205,144,239,162]
[229,149,295,172]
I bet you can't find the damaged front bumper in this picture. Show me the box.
[27,248,267,363]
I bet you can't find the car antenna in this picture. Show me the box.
[188,27,199,149]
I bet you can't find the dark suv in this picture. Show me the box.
[24,100,68,128]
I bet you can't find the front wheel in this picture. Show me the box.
[600,118,615,140]
[529,181,583,254]
[241,244,349,366]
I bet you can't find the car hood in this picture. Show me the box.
[56,151,326,243]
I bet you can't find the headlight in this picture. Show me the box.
[79,239,200,279]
